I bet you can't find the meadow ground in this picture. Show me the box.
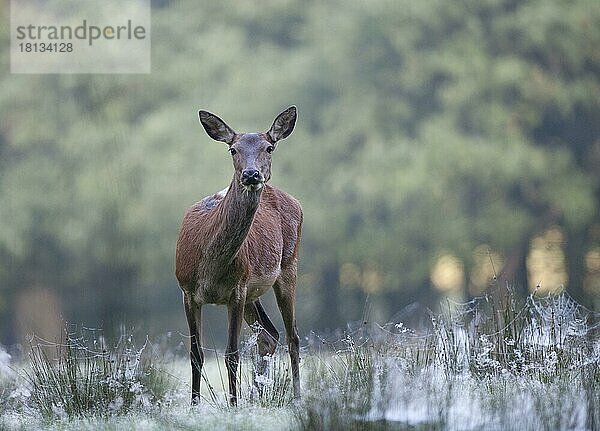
[1,291,598,431]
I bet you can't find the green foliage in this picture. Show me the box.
[0,0,599,337]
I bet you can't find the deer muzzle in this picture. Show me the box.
[240,169,264,190]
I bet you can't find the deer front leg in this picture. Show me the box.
[184,294,203,405]
[226,294,245,406]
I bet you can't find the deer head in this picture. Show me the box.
[198,106,297,192]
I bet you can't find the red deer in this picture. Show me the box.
[175,107,302,405]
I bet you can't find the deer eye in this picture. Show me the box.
[229,148,237,156]
[266,146,274,154]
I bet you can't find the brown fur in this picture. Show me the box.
[175,107,302,405]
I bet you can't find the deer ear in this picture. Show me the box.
[267,106,297,142]
[198,110,236,144]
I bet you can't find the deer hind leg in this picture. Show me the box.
[226,296,245,406]
[183,293,203,405]
[274,271,301,399]
[244,299,279,393]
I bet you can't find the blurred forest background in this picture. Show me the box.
[0,0,599,347]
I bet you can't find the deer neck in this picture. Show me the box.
[207,176,262,277]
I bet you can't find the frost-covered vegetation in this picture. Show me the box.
[299,291,599,430]
[1,292,598,430]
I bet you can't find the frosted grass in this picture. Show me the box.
[0,292,598,430]
[297,291,599,430]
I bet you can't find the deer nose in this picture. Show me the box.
[241,169,261,184]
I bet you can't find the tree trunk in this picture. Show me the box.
[565,227,589,306]
[496,207,561,303]
[320,260,341,330]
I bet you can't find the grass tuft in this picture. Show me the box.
[22,326,174,420]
